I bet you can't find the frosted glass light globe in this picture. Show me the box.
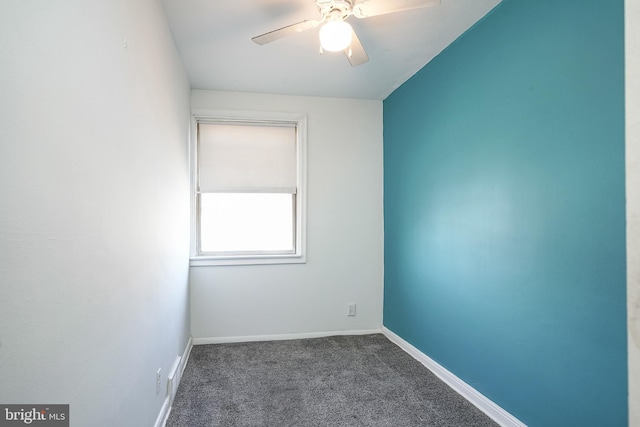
[319,20,353,52]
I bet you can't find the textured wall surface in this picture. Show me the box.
[0,1,191,425]
[383,0,626,425]
[627,0,640,424]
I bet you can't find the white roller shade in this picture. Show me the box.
[198,122,297,193]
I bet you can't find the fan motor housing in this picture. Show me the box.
[317,0,354,20]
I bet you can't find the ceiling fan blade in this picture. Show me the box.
[352,0,440,19]
[252,20,320,45]
[344,29,369,66]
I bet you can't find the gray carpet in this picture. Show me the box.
[166,334,498,427]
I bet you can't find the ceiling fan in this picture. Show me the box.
[251,0,441,66]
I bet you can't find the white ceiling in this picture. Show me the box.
[161,0,501,100]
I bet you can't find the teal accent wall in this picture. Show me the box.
[382,0,626,426]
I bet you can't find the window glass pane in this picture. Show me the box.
[200,193,294,253]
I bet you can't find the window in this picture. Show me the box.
[190,111,306,266]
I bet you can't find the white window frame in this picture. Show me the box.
[189,109,307,267]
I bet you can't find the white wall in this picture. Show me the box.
[627,0,640,425]
[0,1,190,426]
[190,90,383,341]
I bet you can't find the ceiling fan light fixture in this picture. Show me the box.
[319,20,353,52]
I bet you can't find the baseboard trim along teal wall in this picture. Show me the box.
[382,327,526,427]
[382,0,626,426]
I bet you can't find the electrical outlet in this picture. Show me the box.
[156,368,162,395]
[347,303,356,317]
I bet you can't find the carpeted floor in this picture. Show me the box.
[166,334,498,426]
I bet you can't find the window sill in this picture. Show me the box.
[189,254,306,267]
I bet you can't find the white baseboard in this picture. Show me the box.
[192,328,382,345]
[154,396,170,427]
[180,336,193,377]
[382,327,526,427]
[155,336,194,427]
